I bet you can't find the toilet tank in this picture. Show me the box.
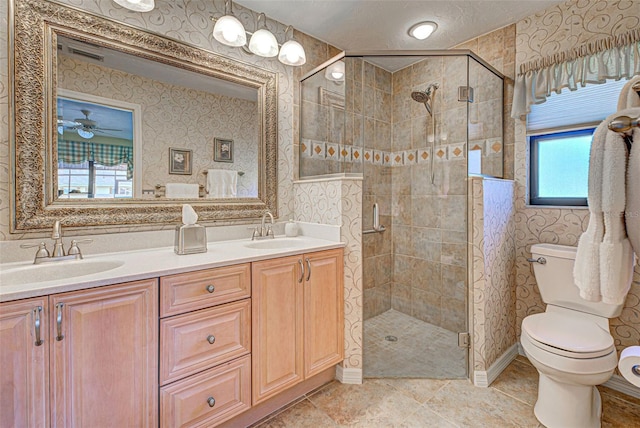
[530,243,624,318]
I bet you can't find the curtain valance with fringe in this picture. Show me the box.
[511,29,640,119]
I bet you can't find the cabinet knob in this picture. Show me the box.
[207,396,216,408]
[206,335,216,344]
[205,284,215,293]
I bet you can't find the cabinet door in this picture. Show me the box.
[50,279,158,428]
[0,297,49,428]
[303,249,344,378]
[251,255,304,405]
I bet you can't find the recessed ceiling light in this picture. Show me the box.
[409,21,438,40]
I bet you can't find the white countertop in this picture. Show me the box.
[0,236,345,302]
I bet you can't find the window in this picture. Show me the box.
[529,128,593,206]
[526,78,630,207]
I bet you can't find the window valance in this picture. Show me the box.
[58,140,133,179]
[511,29,640,119]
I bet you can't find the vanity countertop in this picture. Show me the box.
[0,236,345,302]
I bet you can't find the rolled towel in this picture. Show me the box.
[165,183,199,198]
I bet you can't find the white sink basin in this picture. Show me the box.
[244,238,307,250]
[0,260,125,286]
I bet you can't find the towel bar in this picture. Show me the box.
[202,170,245,176]
[155,184,205,198]
[608,115,639,134]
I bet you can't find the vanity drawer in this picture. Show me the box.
[161,263,251,317]
[160,299,251,385]
[160,355,251,428]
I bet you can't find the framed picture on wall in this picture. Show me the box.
[169,148,192,175]
[214,138,234,163]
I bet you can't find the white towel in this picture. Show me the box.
[599,130,634,304]
[626,128,640,256]
[165,182,199,198]
[617,76,640,110]
[574,108,639,305]
[574,122,607,301]
[206,169,237,198]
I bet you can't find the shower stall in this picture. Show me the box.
[299,51,504,378]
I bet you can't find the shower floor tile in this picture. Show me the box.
[364,309,466,378]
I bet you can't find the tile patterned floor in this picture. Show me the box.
[255,356,640,427]
[364,309,466,378]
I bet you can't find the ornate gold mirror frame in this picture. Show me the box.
[10,0,278,232]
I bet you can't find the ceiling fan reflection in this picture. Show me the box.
[57,109,122,139]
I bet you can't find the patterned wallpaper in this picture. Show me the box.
[58,56,259,197]
[514,0,640,357]
[0,0,338,240]
[294,177,363,371]
[470,177,517,372]
[515,0,640,70]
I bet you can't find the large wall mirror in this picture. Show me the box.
[11,0,278,232]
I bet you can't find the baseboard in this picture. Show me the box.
[603,374,640,399]
[473,343,519,387]
[335,365,362,384]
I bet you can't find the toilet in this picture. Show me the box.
[521,243,624,428]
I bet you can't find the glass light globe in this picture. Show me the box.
[324,61,345,81]
[278,40,306,66]
[113,0,155,12]
[249,29,279,57]
[213,15,247,47]
[77,129,94,139]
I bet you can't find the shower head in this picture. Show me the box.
[411,83,439,115]
[411,90,430,104]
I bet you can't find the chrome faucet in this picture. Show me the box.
[21,221,92,264]
[250,211,275,240]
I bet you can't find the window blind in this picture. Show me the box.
[526,78,628,133]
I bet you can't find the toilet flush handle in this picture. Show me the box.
[527,257,546,265]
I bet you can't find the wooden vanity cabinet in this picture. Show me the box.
[251,248,344,405]
[159,264,252,428]
[50,279,158,427]
[0,280,158,428]
[0,297,49,428]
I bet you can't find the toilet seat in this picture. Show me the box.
[522,312,614,359]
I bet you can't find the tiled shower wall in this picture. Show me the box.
[388,56,469,333]
[356,56,504,334]
[358,60,395,320]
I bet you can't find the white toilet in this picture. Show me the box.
[521,243,624,428]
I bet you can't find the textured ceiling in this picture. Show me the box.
[236,0,563,51]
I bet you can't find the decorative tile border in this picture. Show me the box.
[303,140,493,165]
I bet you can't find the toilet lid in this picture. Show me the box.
[522,312,614,358]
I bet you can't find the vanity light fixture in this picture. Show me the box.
[278,26,306,66]
[211,5,307,66]
[249,13,279,57]
[213,0,247,47]
[112,0,155,12]
[325,60,345,82]
[408,21,438,40]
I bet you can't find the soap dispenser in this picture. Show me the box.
[284,219,298,237]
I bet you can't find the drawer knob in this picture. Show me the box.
[205,285,215,293]
[207,397,216,408]
[206,335,216,344]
